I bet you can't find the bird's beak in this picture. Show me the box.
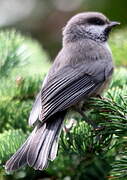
[108,21,120,28]
[105,21,120,35]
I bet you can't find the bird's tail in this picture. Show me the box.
[5,112,66,171]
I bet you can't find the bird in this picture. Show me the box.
[5,12,120,171]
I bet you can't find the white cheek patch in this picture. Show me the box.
[85,25,106,38]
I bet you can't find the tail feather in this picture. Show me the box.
[33,118,62,170]
[49,138,59,161]
[27,123,47,167]
[49,121,63,161]
[5,112,66,172]
[5,127,37,171]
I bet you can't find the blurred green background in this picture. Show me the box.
[0,0,127,180]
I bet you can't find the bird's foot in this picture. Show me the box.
[96,95,111,101]
[77,109,98,129]
[96,95,103,99]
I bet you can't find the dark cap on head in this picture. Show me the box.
[65,12,108,25]
[63,12,120,44]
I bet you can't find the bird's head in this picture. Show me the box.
[63,12,120,44]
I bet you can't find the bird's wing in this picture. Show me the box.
[40,60,113,121]
[28,75,49,126]
[28,92,41,126]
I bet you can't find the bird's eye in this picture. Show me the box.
[88,17,105,26]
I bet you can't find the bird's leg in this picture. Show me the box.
[77,109,97,129]
[77,107,105,131]
[96,94,111,102]
[96,94,103,99]
[77,109,106,144]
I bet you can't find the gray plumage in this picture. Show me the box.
[5,12,119,172]
[6,112,65,171]
[28,92,41,126]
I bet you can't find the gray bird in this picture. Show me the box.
[5,12,120,171]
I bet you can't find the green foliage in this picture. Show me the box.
[110,68,127,89]
[47,71,127,180]
[109,28,127,66]
[1,29,127,180]
[0,30,50,180]
[0,129,26,165]
[0,30,28,78]
[0,29,49,133]
[48,121,112,180]
[0,76,43,99]
[0,98,32,133]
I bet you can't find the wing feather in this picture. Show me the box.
[40,64,104,121]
